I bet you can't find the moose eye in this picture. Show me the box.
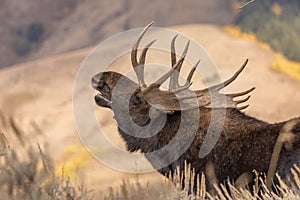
[131,95,142,105]
[97,81,110,93]
[97,81,104,89]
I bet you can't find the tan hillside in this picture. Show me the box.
[0,0,234,68]
[0,24,300,194]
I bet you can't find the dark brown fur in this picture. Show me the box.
[92,71,300,191]
[91,23,300,192]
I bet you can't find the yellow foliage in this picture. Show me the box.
[271,3,282,16]
[223,26,271,50]
[271,53,300,81]
[56,145,93,179]
[223,25,300,81]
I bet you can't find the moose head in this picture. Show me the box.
[91,22,254,125]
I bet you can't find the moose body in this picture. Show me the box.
[91,23,300,191]
[116,102,300,183]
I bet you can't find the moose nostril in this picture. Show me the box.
[97,81,105,90]
[91,78,99,89]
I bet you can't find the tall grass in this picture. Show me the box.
[0,114,93,200]
[1,115,300,199]
[0,143,93,200]
[103,164,300,200]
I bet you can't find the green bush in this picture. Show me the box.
[12,38,31,56]
[235,0,300,62]
[12,22,44,56]
[26,22,44,43]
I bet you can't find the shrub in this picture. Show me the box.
[0,119,93,200]
[26,22,44,43]
[0,143,94,200]
[271,53,300,81]
[12,38,31,56]
[103,166,300,200]
[223,25,300,81]
[235,0,300,62]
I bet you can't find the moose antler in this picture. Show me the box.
[169,34,190,90]
[131,21,156,87]
[130,23,255,112]
[193,59,255,110]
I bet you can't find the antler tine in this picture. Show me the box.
[223,59,248,87]
[238,105,249,110]
[224,59,249,87]
[177,40,190,73]
[186,59,200,85]
[229,87,255,98]
[172,82,193,93]
[155,56,185,85]
[182,40,190,57]
[210,59,249,91]
[131,21,154,87]
[171,59,200,93]
[169,40,190,90]
[143,56,185,94]
[170,59,200,94]
[235,95,251,104]
[171,34,178,66]
[182,59,253,110]
[139,39,156,65]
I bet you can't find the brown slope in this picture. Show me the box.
[0,0,234,68]
[34,0,234,58]
[0,0,78,67]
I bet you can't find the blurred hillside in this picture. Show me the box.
[0,0,234,68]
[0,0,78,67]
[1,1,299,68]
[235,0,300,62]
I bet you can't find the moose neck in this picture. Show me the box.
[113,104,293,184]
[113,106,277,153]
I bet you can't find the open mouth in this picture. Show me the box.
[94,93,112,108]
[91,77,112,108]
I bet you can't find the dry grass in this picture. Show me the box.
[1,115,300,199]
[103,164,300,200]
[0,143,93,200]
[0,139,300,199]
[0,117,93,200]
[1,119,300,199]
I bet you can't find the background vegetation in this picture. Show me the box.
[235,0,300,62]
[1,117,300,199]
[1,133,300,199]
[223,25,300,81]
[12,22,44,56]
[0,118,93,200]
